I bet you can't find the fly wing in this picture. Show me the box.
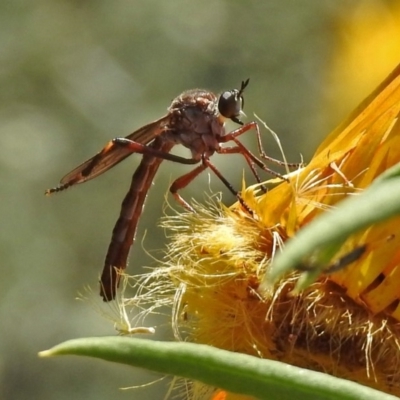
[46,115,170,194]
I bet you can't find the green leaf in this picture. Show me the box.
[264,163,400,291]
[39,337,399,400]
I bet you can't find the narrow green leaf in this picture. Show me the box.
[39,337,399,400]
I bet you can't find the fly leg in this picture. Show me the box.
[221,121,301,168]
[170,155,253,215]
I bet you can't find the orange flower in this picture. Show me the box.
[148,62,400,398]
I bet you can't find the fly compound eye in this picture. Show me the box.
[218,89,242,123]
[218,79,250,125]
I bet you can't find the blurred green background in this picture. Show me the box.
[1,1,399,399]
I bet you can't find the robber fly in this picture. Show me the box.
[46,79,285,301]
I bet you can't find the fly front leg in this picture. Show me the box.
[217,145,266,191]
[219,142,289,182]
[221,121,301,168]
[222,121,267,158]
